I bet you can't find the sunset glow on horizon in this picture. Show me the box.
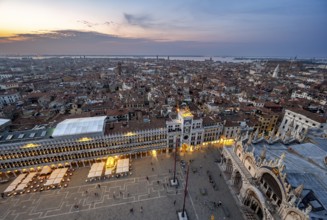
[0,0,326,56]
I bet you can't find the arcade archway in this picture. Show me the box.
[243,188,265,219]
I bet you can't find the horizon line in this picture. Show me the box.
[0,54,326,59]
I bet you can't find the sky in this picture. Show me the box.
[0,0,326,57]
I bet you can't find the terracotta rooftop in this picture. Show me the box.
[287,108,326,123]
[105,118,166,135]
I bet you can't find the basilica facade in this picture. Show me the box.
[220,137,313,220]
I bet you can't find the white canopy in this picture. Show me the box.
[4,185,15,193]
[44,168,68,186]
[104,168,113,176]
[52,116,106,137]
[116,159,130,174]
[20,172,37,185]
[3,173,28,193]
[44,179,54,186]
[11,173,27,185]
[87,162,104,179]
[87,172,96,178]
[95,171,102,177]
[52,178,62,185]
[15,184,27,191]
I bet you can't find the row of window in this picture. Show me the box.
[190,140,202,145]
[1,143,167,170]
[0,139,166,161]
[286,113,317,126]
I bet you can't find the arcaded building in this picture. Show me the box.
[0,109,222,177]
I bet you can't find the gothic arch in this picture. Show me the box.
[243,186,267,219]
[231,169,243,191]
[244,154,255,165]
[235,144,243,158]
[257,167,287,203]
[225,158,233,173]
[243,154,256,176]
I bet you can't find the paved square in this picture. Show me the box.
[0,146,245,220]
[35,195,65,212]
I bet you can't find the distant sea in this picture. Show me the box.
[0,55,255,63]
[1,55,326,63]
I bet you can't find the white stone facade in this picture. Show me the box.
[278,109,326,141]
[166,109,222,149]
[220,141,310,220]
[0,92,21,105]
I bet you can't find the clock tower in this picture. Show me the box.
[178,108,193,146]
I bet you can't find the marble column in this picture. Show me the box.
[255,205,260,214]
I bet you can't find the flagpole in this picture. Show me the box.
[182,162,190,217]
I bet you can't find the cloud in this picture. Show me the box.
[0,30,82,43]
[0,30,155,55]
[77,20,99,28]
[0,30,121,42]
[0,30,326,57]
[104,21,116,26]
[123,12,195,32]
[77,20,117,28]
[124,13,155,28]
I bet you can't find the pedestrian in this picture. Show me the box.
[140,206,143,213]
[130,208,134,213]
[157,180,160,184]
[152,167,154,171]
[97,184,101,188]
[85,190,88,194]
[218,201,222,206]
[219,173,222,177]
[94,192,97,196]
[146,176,149,181]
[174,200,176,205]
[176,190,178,194]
